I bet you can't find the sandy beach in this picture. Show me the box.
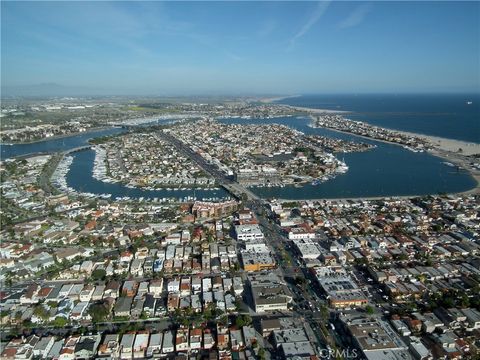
[262,96,352,114]
[304,112,480,195]
[285,105,351,114]
[395,130,480,156]
[290,104,479,155]
[258,95,300,103]
[378,129,480,196]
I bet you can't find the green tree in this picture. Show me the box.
[218,315,229,326]
[365,305,375,315]
[91,268,107,281]
[51,317,68,327]
[232,263,240,272]
[33,305,50,321]
[235,314,252,328]
[258,347,266,360]
[319,304,329,321]
[88,303,110,323]
[47,301,59,308]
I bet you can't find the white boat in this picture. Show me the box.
[403,145,420,153]
[336,158,349,173]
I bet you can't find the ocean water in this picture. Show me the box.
[0,116,476,200]
[277,94,480,143]
[219,117,477,199]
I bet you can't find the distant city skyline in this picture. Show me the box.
[1,1,479,96]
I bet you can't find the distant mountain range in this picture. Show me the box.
[1,83,291,99]
[1,83,110,97]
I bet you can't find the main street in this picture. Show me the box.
[159,128,336,352]
[159,130,260,200]
[246,200,338,355]
[158,129,336,355]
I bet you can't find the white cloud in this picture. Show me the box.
[338,3,372,29]
[288,1,330,50]
[258,19,277,38]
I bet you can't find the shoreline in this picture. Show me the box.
[394,129,480,156]
[262,97,351,114]
[285,105,351,114]
[266,99,480,150]
[0,126,118,146]
[306,119,480,196]
[258,95,300,103]
[4,105,479,201]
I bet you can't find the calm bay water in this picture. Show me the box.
[67,149,229,201]
[219,117,477,199]
[0,126,229,201]
[0,127,126,159]
[0,116,476,200]
[0,116,184,159]
[277,94,480,143]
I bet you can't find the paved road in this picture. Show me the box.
[160,131,260,200]
[245,200,337,356]
[1,318,173,342]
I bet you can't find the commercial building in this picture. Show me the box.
[235,224,264,242]
[248,273,292,313]
[241,251,276,272]
[314,269,368,309]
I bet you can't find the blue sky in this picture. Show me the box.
[1,1,479,95]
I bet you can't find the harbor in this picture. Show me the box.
[64,148,231,203]
[1,115,478,202]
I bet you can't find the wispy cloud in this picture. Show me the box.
[338,3,372,29]
[258,19,277,38]
[225,52,243,62]
[288,1,330,50]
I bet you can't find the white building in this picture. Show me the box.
[235,224,264,241]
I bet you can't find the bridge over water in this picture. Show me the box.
[64,145,92,154]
